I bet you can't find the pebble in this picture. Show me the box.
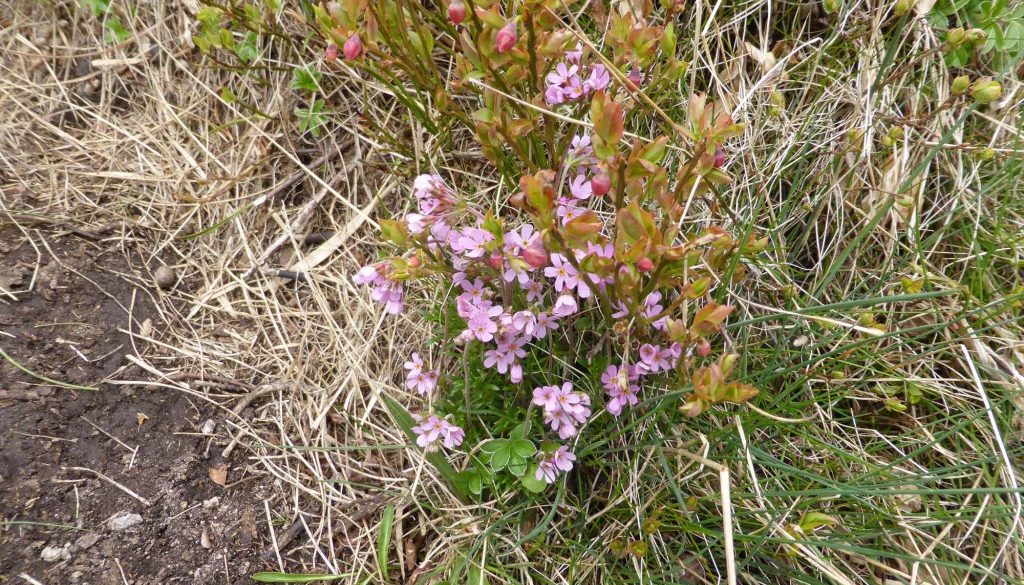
[107,512,143,531]
[41,544,71,562]
[202,496,220,509]
[201,419,216,434]
[154,265,177,289]
[74,532,100,550]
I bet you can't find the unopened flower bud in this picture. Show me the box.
[326,43,339,62]
[637,257,654,272]
[713,146,726,169]
[343,34,363,60]
[448,0,466,25]
[495,22,517,53]
[407,256,421,268]
[488,251,504,269]
[966,28,986,44]
[523,238,549,268]
[971,78,1001,105]
[696,340,712,357]
[951,75,970,96]
[946,27,967,47]
[591,172,611,196]
[894,0,913,15]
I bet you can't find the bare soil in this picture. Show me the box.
[0,225,270,584]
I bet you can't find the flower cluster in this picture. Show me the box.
[413,415,465,451]
[353,263,404,315]
[536,445,576,484]
[532,382,592,439]
[544,44,610,106]
[404,352,439,395]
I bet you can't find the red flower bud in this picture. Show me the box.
[523,238,549,268]
[637,257,654,272]
[325,43,339,62]
[488,251,504,269]
[407,256,421,268]
[448,0,466,25]
[343,34,363,60]
[591,172,611,197]
[495,22,517,53]
[696,340,712,357]
[713,146,726,168]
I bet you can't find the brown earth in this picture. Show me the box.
[0,225,272,584]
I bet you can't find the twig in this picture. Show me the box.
[65,466,152,507]
[241,141,354,279]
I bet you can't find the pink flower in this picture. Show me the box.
[544,253,578,292]
[569,174,593,199]
[512,310,537,337]
[603,365,640,417]
[532,312,558,338]
[545,84,565,105]
[353,264,381,286]
[483,347,513,373]
[566,43,583,64]
[466,304,503,342]
[585,64,610,93]
[523,278,545,302]
[536,446,575,483]
[461,277,488,303]
[545,62,578,86]
[638,343,660,373]
[533,385,559,410]
[404,352,424,377]
[540,382,591,438]
[343,34,363,60]
[495,21,517,53]
[407,369,438,395]
[452,228,494,258]
[551,294,578,318]
[413,416,465,450]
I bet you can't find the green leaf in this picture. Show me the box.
[377,504,395,579]
[489,444,511,471]
[251,573,348,583]
[480,439,508,454]
[291,66,322,93]
[507,457,528,477]
[510,439,536,458]
[295,99,327,137]
[521,466,548,493]
[235,31,259,63]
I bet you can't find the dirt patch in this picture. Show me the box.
[0,226,270,584]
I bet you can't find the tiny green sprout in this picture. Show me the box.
[884,396,907,413]
[822,0,841,13]
[894,0,914,15]
[977,147,995,161]
[951,75,971,96]
[970,78,1002,105]
[901,277,923,294]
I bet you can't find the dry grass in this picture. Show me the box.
[3,0,1024,583]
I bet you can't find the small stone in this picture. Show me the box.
[202,496,220,509]
[107,512,143,531]
[154,265,177,289]
[74,533,100,550]
[200,419,216,435]
[41,544,70,562]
